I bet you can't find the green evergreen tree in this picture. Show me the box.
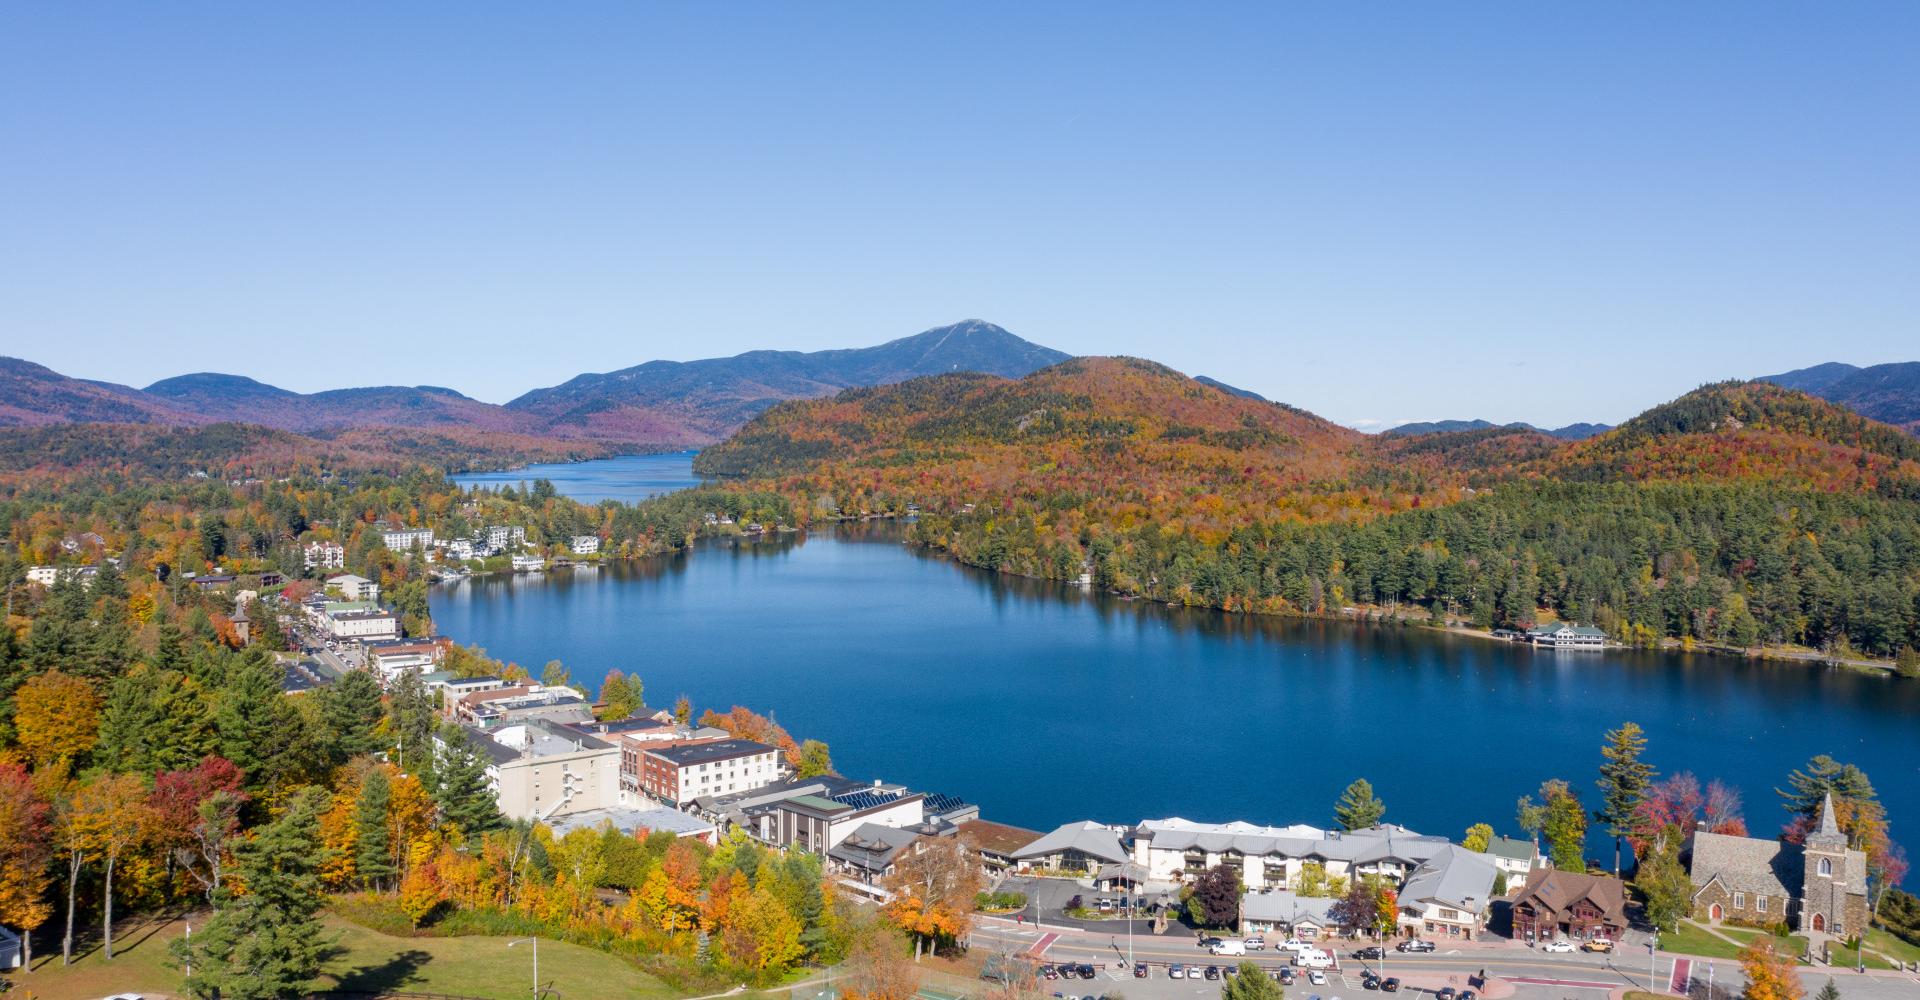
[354,768,395,891]
[1814,977,1841,1000]
[1596,721,1656,875]
[1335,778,1386,831]
[321,669,385,764]
[172,787,330,1000]
[432,721,503,839]
[1633,825,1692,932]
[217,650,291,787]
[386,670,436,778]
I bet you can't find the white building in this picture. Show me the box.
[1526,623,1608,649]
[328,573,380,602]
[569,535,601,555]
[1129,817,1450,889]
[381,527,435,552]
[26,564,98,588]
[1396,845,1500,940]
[328,609,401,642]
[639,739,784,805]
[511,554,545,572]
[485,525,526,551]
[456,720,621,821]
[303,540,345,569]
[446,538,478,561]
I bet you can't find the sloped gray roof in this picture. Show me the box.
[1483,835,1537,864]
[1241,890,1340,927]
[1013,821,1130,865]
[1136,818,1445,865]
[1399,845,1498,912]
[1687,831,1797,898]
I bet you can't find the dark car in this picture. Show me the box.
[1279,969,1297,985]
[1382,979,1402,993]
[1459,991,1477,1000]
[1397,940,1436,953]
[1436,989,1457,1000]
[1043,966,1059,980]
[1204,966,1221,981]
[1199,936,1224,950]
[1077,965,1098,980]
[1362,973,1381,991]
[1354,946,1386,960]
[1134,964,1149,979]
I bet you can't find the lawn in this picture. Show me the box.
[4,911,685,1000]
[1712,925,1809,961]
[1863,927,1920,966]
[1659,921,1746,961]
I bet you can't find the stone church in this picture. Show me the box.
[1684,793,1869,938]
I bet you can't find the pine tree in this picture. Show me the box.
[1542,779,1589,872]
[173,787,330,1000]
[1814,977,1841,1000]
[216,650,288,786]
[432,721,502,839]
[1596,721,1656,875]
[321,669,385,764]
[354,768,395,891]
[387,670,436,778]
[1335,778,1386,830]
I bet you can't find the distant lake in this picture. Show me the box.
[430,519,1920,865]
[450,451,705,505]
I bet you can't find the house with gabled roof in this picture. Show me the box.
[1012,820,1130,872]
[1684,793,1868,937]
[1511,868,1626,943]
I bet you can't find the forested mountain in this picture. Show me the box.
[689,368,1920,658]
[1760,362,1920,433]
[1,320,1072,446]
[1384,418,1611,440]
[505,319,1071,444]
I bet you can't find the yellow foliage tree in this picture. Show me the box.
[1738,939,1803,1000]
[15,671,101,768]
[722,883,805,975]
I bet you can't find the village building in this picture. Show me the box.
[303,540,345,569]
[26,564,99,588]
[456,719,621,821]
[381,527,435,552]
[1012,821,1132,873]
[1684,794,1869,937]
[1511,868,1628,943]
[327,609,401,642]
[829,820,956,884]
[1525,623,1608,648]
[638,738,783,807]
[765,789,928,853]
[1395,844,1498,939]
[327,573,380,602]
[956,819,1044,876]
[545,805,717,844]
[569,534,601,554]
[451,684,596,729]
[1128,816,1451,889]
[1481,834,1544,890]
[1238,889,1344,939]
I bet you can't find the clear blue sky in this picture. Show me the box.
[3,4,1915,429]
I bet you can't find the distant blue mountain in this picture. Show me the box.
[1194,376,1267,401]
[1757,362,1920,432]
[1383,418,1610,440]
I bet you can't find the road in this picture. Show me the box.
[966,917,1920,1000]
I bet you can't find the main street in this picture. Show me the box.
[965,916,1920,1000]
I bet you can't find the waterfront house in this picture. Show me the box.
[1525,623,1607,648]
[569,534,601,555]
[1481,834,1543,890]
[1012,821,1131,873]
[1511,868,1627,943]
[511,553,545,572]
[1684,794,1868,936]
[486,525,527,551]
[304,540,345,569]
[829,820,955,884]
[1395,845,1498,940]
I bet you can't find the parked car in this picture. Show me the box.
[1308,971,1328,986]
[1458,991,1477,1000]
[1436,988,1458,1000]
[1077,964,1098,980]
[1204,966,1221,981]
[1583,939,1615,953]
[1381,979,1401,993]
[1542,940,1576,954]
[1169,964,1185,980]
[1134,963,1149,979]
[1243,937,1268,950]
[1354,946,1385,960]
[1279,969,1297,985]
[1294,949,1336,969]
[1362,972,1381,991]
[1397,939,1436,953]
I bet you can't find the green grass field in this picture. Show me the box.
[2,911,684,1000]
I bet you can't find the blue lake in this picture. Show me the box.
[429,477,1920,860]
[451,451,705,504]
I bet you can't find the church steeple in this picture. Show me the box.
[1807,792,1847,851]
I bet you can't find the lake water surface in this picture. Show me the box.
[451,451,705,504]
[430,480,1920,856]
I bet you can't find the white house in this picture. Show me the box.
[569,534,601,555]
[327,573,380,602]
[485,525,527,551]
[1130,816,1450,889]
[511,554,545,572]
[26,564,98,588]
[1481,834,1543,889]
[1526,623,1607,649]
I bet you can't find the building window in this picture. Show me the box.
[1756,896,1768,913]
[1733,892,1746,909]
[1818,858,1832,876]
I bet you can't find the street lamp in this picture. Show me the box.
[509,936,539,999]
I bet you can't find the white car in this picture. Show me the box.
[1242,937,1267,951]
[1308,971,1328,986]
[1542,939,1577,953]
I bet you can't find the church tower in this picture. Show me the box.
[1800,792,1850,935]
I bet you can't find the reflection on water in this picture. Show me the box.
[433,524,1920,863]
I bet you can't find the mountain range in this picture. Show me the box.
[1382,419,1612,440]
[1757,362,1920,433]
[0,320,1070,447]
